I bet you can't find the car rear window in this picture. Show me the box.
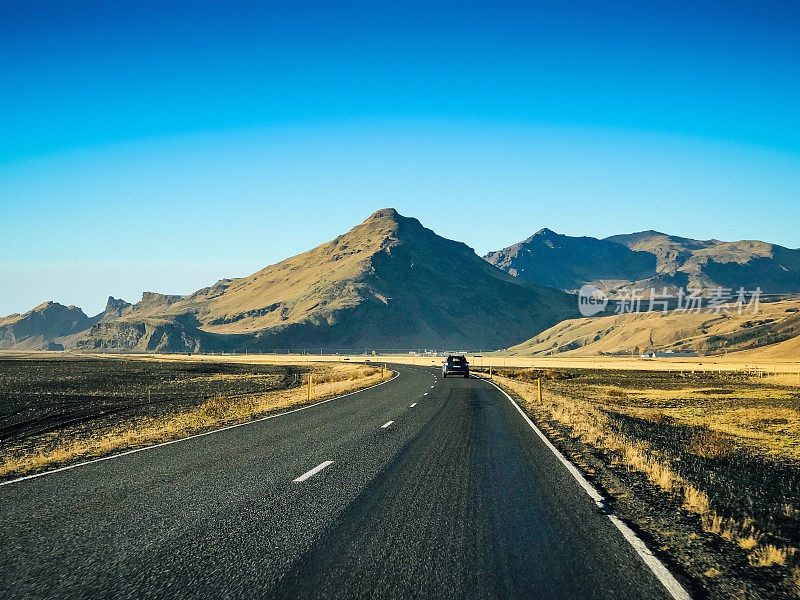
[448,357,465,364]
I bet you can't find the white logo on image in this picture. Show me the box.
[578,285,608,316]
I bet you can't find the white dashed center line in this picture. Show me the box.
[409,402,417,407]
[423,392,428,396]
[381,420,395,429]
[293,460,334,483]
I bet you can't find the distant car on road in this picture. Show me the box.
[442,355,469,378]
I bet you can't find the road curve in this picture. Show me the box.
[0,364,682,599]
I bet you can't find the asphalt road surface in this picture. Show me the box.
[0,365,684,599]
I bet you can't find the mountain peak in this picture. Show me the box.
[33,300,57,311]
[106,296,131,307]
[100,296,134,323]
[0,301,92,350]
[515,228,560,246]
[355,208,429,243]
[365,208,401,222]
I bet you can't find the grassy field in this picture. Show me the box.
[474,366,800,599]
[6,350,799,374]
[0,356,390,480]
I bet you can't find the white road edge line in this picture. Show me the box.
[409,403,417,407]
[1,369,401,487]
[480,378,691,600]
[293,460,334,483]
[381,420,394,429]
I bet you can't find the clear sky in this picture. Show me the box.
[2,0,799,316]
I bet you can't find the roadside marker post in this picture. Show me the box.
[537,377,542,403]
[489,366,492,379]
[308,375,313,401]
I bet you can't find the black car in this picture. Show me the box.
[442,355,469,378]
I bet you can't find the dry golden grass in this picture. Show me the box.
[683,485,711,515]
[648,460,679,493]
[644,409,671,424]
[699,514,767,553]
[581,382,800,462]
[762,373,800,387]
[306,365,386,385]
[701,514,736,541]
[783,504,800,519]
[0,364,390,479]
[8,350,800,378]
[749,544,792,568]
[686,426,734,460]
[737,533,760,551]
[790,567,800,597]
[588,383,798,402]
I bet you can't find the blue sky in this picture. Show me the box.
[2,0,799,316]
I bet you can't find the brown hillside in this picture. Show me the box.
[0,302,98,351]
[77,209,576,352]
[504,298,800,357]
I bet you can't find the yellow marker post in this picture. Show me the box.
[489,366,492,379]
[537,377,542,403]
[308,375,313,401]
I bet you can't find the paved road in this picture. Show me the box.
[1,365,680,599]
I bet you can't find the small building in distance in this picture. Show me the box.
[640,349,699,358]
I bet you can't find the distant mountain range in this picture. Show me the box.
[3,213,798,355]
[484,228,800,357]
[485,228,800,296]
[1,209,574,352]
[0,302,100,351]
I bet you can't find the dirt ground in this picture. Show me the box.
[0,357,303,447]
[0,356,386,480]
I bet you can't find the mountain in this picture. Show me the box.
[75,209,576,352]
[484,228,655,292]
[0,302,100,350]
[502,297,800,357]
[99,296,134,322]
[486,229,800,296]
[605,231,800,293]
